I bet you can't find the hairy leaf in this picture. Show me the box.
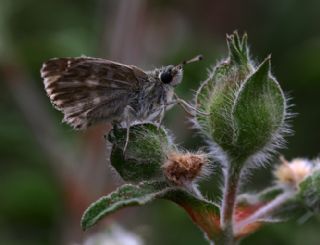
[299,169,320,213]
[81,181,220,232]
[232,57,286,159]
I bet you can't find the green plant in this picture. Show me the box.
[81,32,320,245]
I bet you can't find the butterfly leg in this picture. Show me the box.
[124,122,130,153]
[173,93,210,116]
[123,105,135,153]
[156,104,166,129]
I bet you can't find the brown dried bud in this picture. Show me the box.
[162,151,209,186]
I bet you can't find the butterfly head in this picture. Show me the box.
[159,65,183,86]
[159,54,203,86]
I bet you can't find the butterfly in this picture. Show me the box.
[40,55,205,150]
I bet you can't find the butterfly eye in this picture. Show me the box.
[160,71,173,84]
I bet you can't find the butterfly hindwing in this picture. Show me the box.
[41,57,148,129]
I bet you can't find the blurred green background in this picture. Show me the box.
[1,0,320,244]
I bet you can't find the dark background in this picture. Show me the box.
[1,0,320,244]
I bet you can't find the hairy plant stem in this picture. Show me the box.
[235,190,294,234]
[214,236,240,245]
[218,162,243,245]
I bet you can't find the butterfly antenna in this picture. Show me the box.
[175,54,203,69]
[182,54,203,65]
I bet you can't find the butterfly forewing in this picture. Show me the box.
[41,57,148,129]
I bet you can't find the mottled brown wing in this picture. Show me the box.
[40,57,148,129]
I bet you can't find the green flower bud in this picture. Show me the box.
[195,31,288,165]
[107,123,172,182]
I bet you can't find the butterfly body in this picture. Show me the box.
[132,69,176,121]
[41,57,182,130]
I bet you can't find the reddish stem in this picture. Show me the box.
[218,164,242,244]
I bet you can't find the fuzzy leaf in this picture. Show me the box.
[235,185,307,239]
[169,191,222,239]
[298,169,320,213]
[232,57,286,159]
[237,186,284,206]
[108,123,171,182]
[81,181,167,230]
[81,181,220,232]
[237,186,303,219]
